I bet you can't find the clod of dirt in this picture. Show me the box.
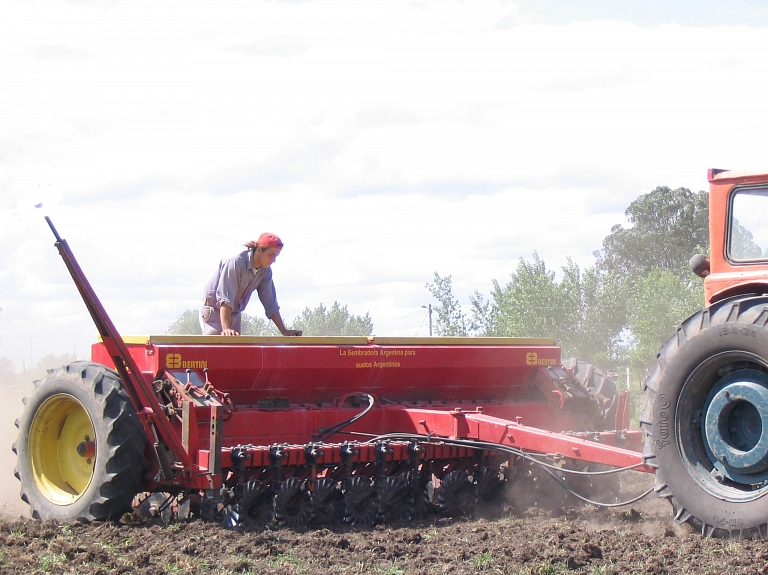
[621,507,642,522]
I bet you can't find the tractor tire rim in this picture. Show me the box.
[705,380,768,475]
[678,353,768,501]
[29,393,96,505]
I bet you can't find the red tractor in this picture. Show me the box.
[642,169,768,538]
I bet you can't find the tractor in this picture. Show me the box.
[642,169,768,538]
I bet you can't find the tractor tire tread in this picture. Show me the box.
[642,295,768,539]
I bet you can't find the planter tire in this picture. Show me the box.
[13,361,148,522]
[641,295,768,538]
[561,358,619,430]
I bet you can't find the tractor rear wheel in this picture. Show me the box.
[13,362,148,522]
[642,296,768,538]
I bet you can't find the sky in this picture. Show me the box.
[2,0,768,370]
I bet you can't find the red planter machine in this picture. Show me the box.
[19,218,651,527]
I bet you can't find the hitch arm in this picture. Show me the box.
[44,217,193,473]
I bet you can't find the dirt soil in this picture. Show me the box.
[2,473,768,575]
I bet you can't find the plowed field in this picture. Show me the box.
[2,473,767,575]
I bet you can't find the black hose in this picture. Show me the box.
[313,394,375,443]
[364,432,654,509]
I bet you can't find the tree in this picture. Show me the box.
[241,314,279,336]
[468,254,625,365]
[595,186,709,281]
[290,302,373,336]
[426,273,471,336]
[731,218,763,259]
[625,267,704,375]
[166,309,278,335]
[166,309,202,335]
[471,253,562,339]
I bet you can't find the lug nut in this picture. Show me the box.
[77,440,96,459]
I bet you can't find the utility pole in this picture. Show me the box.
[421,304,433,336]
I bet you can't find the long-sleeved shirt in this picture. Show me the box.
[202,249,280,318]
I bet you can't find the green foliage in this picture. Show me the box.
[427,183,711,376]
[626,267,704,375]
[471,253,562,338]
[426,272,471,336]
[464,254,625,365]
[166,309,278,335]
[168,304,373,337]
[290,302,373,336]
[731,218,763,259]
[471,550,495,568]
[595,186,709,281]
[166,309,202,335]
[241,313,280,335]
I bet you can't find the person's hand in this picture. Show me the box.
[282,329,303,336]
[221,329,240,336]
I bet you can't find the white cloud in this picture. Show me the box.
[1,0,768,368]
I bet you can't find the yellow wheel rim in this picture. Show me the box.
[29,394,96,505]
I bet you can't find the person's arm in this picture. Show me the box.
[270,312,302,336]
[212,256,241,335]
[257,272,300,335]
[220,304,240,336]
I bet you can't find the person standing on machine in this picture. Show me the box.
[199,233,302,336]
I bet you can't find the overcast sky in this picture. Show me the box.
[2,0,768,369]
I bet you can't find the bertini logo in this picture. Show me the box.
[526,352,557,366]
[166,353,208,369]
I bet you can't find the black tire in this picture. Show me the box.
[228,480,274,528]
[436,470,477,516]
[562,358,619,430]
[641,295,768,538]
[343,476,379,525]
[311,478,344,525]
[377,473,415,522]
[274,477,312,529]
[475,466,505,502]
[409,471,432,519]
[13,361,148,522]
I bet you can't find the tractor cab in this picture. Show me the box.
[693,169,768,305]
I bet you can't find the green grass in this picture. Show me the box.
[422,527,439,540]
[269,551,308,572]
[523,560,570,575]
[37,553,67,573]
[471,551,494,568]
[377,563,406,575]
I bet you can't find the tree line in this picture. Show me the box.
[167,302,373,337]
[426,185,709,379]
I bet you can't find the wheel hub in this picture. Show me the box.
[704,371,768,483]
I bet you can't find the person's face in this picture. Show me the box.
[254,247,281,268]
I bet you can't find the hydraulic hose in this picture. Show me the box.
[313,394,375,443]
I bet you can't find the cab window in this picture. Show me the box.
[729,187,768,261]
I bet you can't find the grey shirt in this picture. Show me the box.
[202,249,280,318]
